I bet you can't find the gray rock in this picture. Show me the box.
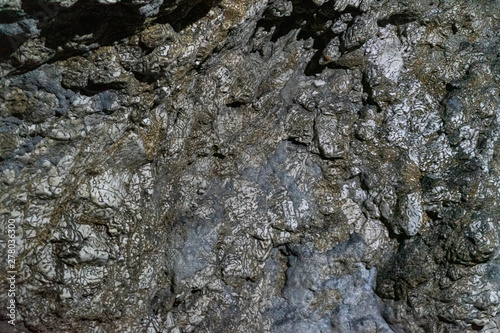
[1,0,500,332]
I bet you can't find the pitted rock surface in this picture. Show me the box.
[0,0,499,332]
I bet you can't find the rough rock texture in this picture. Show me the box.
[1,0,500,332]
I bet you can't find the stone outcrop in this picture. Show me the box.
[0,0,499,332]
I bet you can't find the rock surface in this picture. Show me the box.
[0,0,499,332]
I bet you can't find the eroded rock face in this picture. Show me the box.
[0,0,499,332]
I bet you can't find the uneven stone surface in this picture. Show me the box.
[0,0,499,332]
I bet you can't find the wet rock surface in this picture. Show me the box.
[0,0,499,332]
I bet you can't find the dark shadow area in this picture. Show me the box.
[80,82,128,96]
[40,0,145,53]
[132,71,159,85]
[0,1,62,59]
[285,137,308,147]
[378,12,419,27]
[255,0,328,44]
[226,101,246,108]
[0,10,23,23]
[253,0,364,77]
[21,1,61,22]
[155,0,221,32]
[0,34,28,59]
[361,71,380,110]
[303,34,330,76]
[2,0,222,76]
[0,0,146,68]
